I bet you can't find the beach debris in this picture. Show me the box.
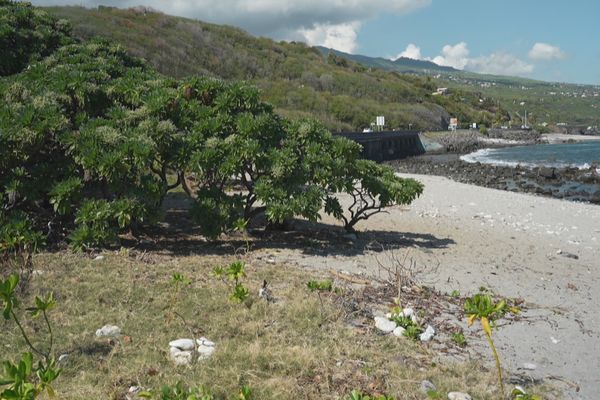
[419,325,436,342]
[374,316,397,333]
[447,392,472,400]
[95,325,121,337]
[420,380,436,393]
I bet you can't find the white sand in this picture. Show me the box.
[271,174,600,399]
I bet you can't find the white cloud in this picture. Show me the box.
[467,52,534,75]
[31,0,431,52]
[431,42,470,69]
[528,42,566,60]
[394,43,422,60]
[299,22,361,53]
[393,41,534,76]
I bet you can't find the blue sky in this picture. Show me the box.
[358,1,600,84]
[32,0,600,84]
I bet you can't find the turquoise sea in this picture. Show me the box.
[461,141,600,169]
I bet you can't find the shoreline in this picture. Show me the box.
[392,136,600,204]
[272,174,600,399]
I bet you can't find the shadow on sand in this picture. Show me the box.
[128,193,455,257]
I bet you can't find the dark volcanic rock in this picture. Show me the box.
[389,154,600,205]
[538,167,556,179]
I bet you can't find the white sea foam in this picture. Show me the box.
[461,149,600,172]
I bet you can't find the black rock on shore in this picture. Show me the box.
[389,155,600,204]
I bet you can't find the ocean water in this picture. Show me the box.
[461,141,600,170]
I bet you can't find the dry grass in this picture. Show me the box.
[1,248,552,399]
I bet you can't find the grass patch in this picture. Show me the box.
[2,249,546,399]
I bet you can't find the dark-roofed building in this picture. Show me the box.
[334,130,425,162]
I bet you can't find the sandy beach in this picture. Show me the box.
[267,174,600,399]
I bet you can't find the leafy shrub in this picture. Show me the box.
[213,261,250,303]
[0,0,73,76]
[0,213,44,288]
[0,274,61,399]
[2,3,424,249]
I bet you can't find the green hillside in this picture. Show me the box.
[44,5,505,131]
[319,48,600,129]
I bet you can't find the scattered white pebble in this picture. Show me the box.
[448,392,472,400]
[95,325,121,337]
[392,326,406,337]
[128,386,143,394]
[169,338,195,351]
[522,362,537,370]
[374,316,397,333]
[419,325,435,342]
[196,337,215,347]
[93,255,104,261]
[169,348,193,366]
[550,336,560,344]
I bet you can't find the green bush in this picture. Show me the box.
[0,0,73,76]
[1,2,424,249]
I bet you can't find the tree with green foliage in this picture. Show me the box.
[1,0,424,251]
[0,0,73,76]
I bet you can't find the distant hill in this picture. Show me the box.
[44,5,503,131]
[315,46,457,73]
[316,47,600,128]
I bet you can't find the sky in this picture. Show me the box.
[32,0,600,85]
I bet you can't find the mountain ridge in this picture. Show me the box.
[315,46,457,74]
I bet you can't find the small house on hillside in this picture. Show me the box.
[334,130,425,162]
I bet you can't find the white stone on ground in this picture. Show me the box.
[169,337,216,365]
[401,307,414,318]
[95,325,121,337]
[374,316,397,333]
[169,347,193,366]
[419,325,435,342]
[169,338,195,351]
[447,392,472,400]
[197,337,216,359]
[392,326,406,337]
